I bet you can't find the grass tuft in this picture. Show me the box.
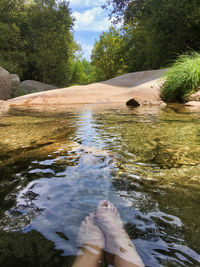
[161,52,200,102]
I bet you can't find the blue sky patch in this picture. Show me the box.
[68,0,112,60]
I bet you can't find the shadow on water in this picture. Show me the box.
[0,104,200,266]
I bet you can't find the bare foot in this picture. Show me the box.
[77,212,105,255]
[95,200,144,267]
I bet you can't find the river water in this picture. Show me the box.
[0,104,200,266]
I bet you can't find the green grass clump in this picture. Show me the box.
[161,52,200,102]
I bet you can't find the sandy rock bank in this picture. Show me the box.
[7,69,167,108]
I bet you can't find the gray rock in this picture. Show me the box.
[0,66,11,100]
[10,74,20,89]
[126,98,140,107]
[13,80,58,97]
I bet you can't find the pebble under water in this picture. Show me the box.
[0,104,200,267]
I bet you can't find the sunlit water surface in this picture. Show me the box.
[0,104,200,266]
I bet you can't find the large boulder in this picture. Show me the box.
[7,69,167,107]
[0,66,11,100]
[13,80,58,97]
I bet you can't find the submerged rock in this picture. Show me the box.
[13,80,58,97]
[141,100,167,107]
[0,66,11,100]
[126,99,166,108]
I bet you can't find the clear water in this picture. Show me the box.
[0,104,200,267]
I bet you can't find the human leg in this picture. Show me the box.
[72,212,105,267]
[95,200,144,267]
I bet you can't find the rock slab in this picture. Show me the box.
[7,69,167,107]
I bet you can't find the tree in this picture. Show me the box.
[104,0,200,71]
[0,0,79,86]
[91,27,126,81]
[69,57,96,85]
[0,0,26,75]
[21,0,77,86]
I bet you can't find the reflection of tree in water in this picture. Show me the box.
[0,111,82,266]
[0,109,79,218]
[0,146,81,230]
[0,230,75,267]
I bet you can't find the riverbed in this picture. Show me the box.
[0,104,200,266]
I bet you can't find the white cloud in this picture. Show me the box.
[80,43,93,60]
[69,0,105,9]
[73,7,111,32]
[68,0,115,59]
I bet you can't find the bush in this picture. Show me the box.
[161,52,200,102]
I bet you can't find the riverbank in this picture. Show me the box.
[5,69,166,108]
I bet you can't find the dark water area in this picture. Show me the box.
[0,104,200,266]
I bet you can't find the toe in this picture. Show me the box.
[85,215,90,223]
[107,200,113,209]
[99,200,108,207]
[107,201,120,216]
[88,212,95,222]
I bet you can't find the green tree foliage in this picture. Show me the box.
[0,0,26,75]
[104,0,200,71]
[91,27,126,81]
[69,57,96,85]
[0,0,79,86]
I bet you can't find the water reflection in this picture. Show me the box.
[0,105,200,266]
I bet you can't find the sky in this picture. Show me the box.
[68,0,113,61]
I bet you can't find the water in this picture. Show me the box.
[0,104,200,266]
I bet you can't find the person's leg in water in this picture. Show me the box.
[95,200,144,267]
[72,212,105,267]
[73,200,144,267]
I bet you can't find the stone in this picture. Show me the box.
[13,80,58,97]
[142,100,167,107]
[185,101,200,107]
[0,66,11,100]
[0,100,9,114]
[186,91,200,102]
[10,74,20,90]
[126,98,140,107]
